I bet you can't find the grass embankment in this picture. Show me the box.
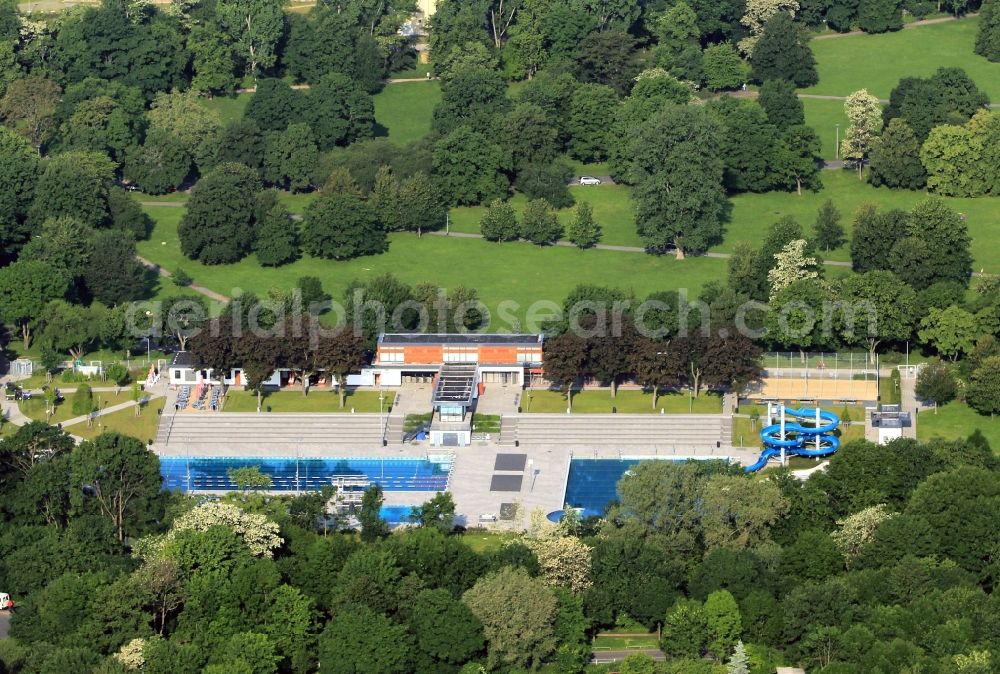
[223,389,395,413]
[521,389,723,414]
[917,400,1000,451]
[72,398,166,443]
[471,414,501,433]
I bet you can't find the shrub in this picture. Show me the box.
[173,269,193,287]
[71,383,95,415]
[105,363,130,386]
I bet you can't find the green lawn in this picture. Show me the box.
[471,413,501,433]
[917,400,1000,451]
[521,389,723,413]
[720,170,1000,270]
[223,389,395,413]
[373,81,441,144]
[72,398,166,443]
[803,17,1000,99]
[592,634,661,651]
[448,184,641,247]
[137,205,727,328]
[197,93,252,124]
[19,391,134,425]
[193,81,444,147]
[460,530,520,552]
[802,97,852,160]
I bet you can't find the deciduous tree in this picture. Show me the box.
[749,13,817,87]
[254,203,299,266]
[479,199,520,242]
[837,270,917,361]
[179,162,261,264]
[567,201,602,249]
[301,192,387,260]
[976,0,1000,61]
[521,198,562,245]
[216,0,284,77]
[541,333,588,410]
[83,229,148,305]
[630,105,726,258]
[2,258,67,350]
[433,125,509,205]
[915,358,957,407]
[868,118,926,189]
[841,89,883,178]
[918,305,978,360]
[319,604,413,674]
[758,79,805,129]
[813,199,844,252]
[0,76,60,151]
[702,42,749,91]
[528,536,594,593]
[69,432,162,541]
[462,567,559,671]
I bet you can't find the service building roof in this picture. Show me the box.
[379,333,542,346]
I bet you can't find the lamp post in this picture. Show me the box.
[144,310,153,365]
[835,124,840,160]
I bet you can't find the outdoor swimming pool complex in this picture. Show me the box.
[561,457,731,518]
[159,456,452,493]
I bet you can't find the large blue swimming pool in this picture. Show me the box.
[561,457,730,518]
[160,456,451,493]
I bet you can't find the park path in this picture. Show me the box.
[58,394,162,428]
[135,255,230,304]
[427,230,855,266]
[812,13,972,39]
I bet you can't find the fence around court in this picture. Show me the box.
[762,352,878,375]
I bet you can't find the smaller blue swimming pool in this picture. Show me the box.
[160,456,451,493]
[380,505,417,523]
[562,457,730,518]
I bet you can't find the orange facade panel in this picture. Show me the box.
[478,346,519,363]
[403,345,444,364]
[377,341,543,366]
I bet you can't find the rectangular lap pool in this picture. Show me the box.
[562,457,730,518]
[160,456,452,493]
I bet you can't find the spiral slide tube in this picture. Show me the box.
[744,407,841,473]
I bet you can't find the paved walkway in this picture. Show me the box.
[812,13,972,39]
[429,230,855,267]
[899,374,920,439]
[135,255,230,304]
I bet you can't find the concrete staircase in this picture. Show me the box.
[158,413,387,449]
[498,416,519,446]
[514,414,728,450]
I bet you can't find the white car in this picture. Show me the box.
[579,176,602,186]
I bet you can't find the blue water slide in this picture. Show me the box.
[744,407,841,473]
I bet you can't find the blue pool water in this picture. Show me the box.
[160,457,451,493]
[380,505,417,523]
[561,457,730,518]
